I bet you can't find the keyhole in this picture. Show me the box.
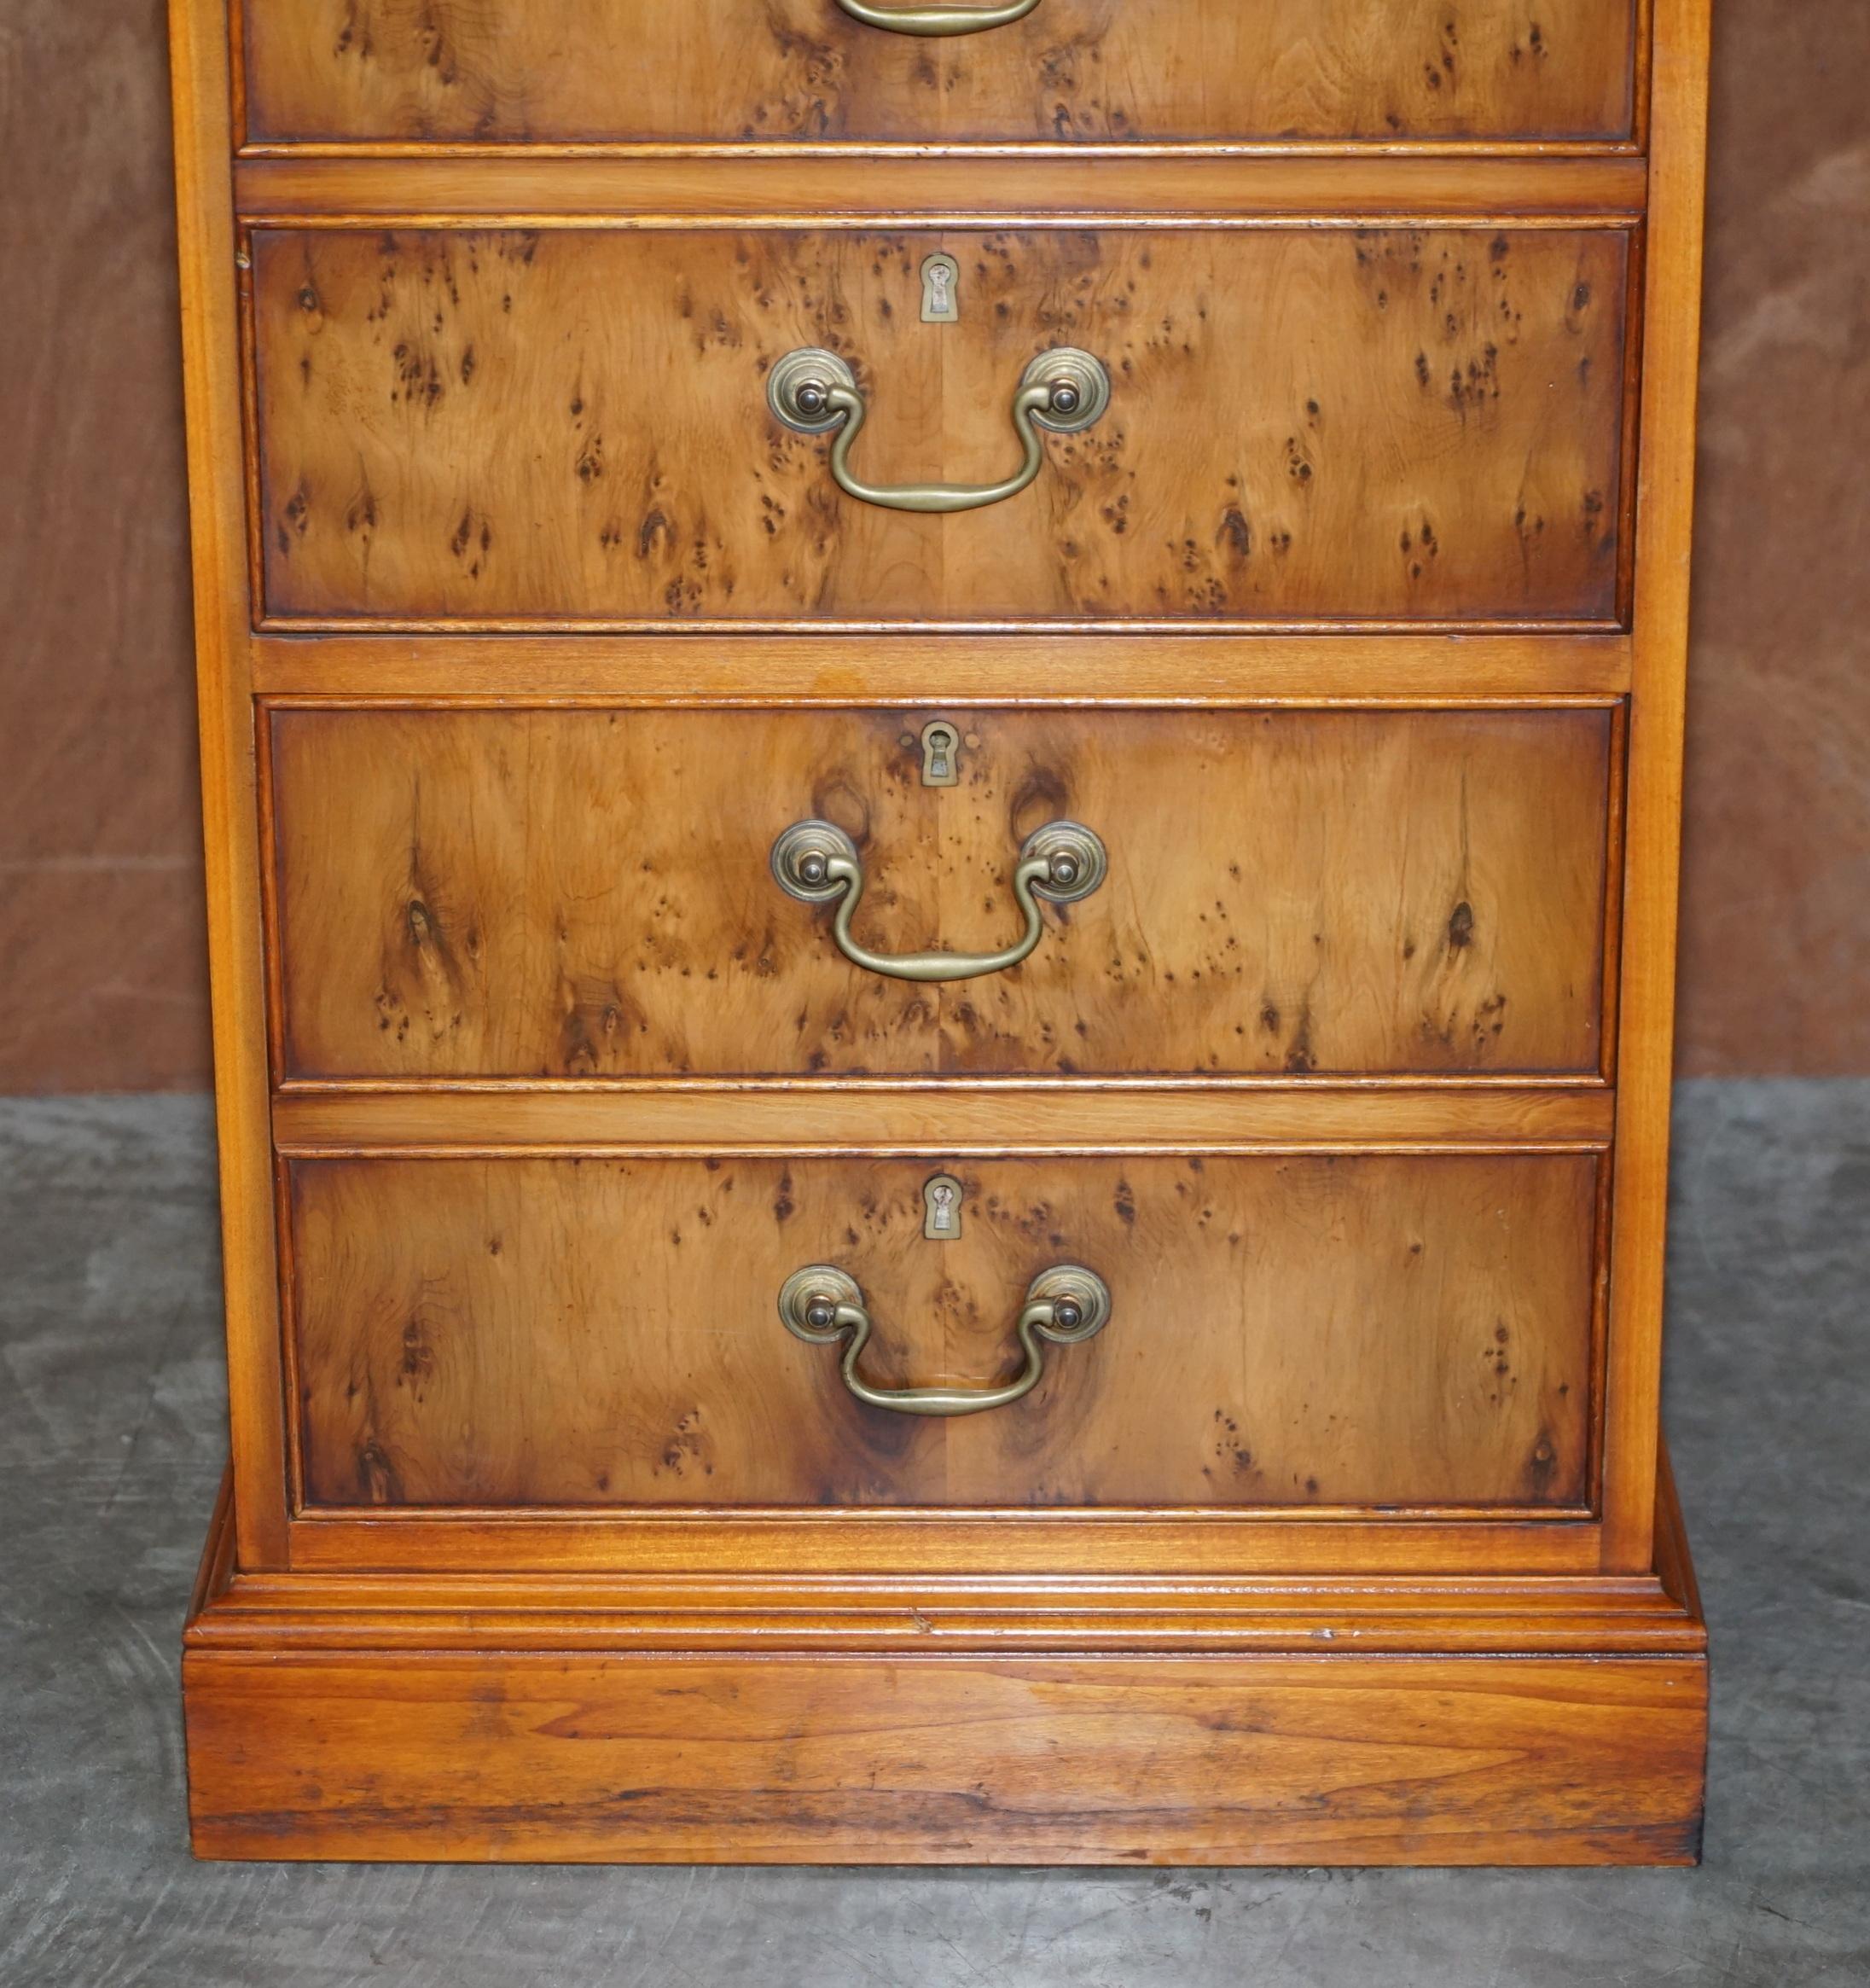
[923,1173,964,1241]
[920,253,961,324]
[920,719,960,787]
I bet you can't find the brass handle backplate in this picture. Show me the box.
[771,817,1106,983]
[767,346,1110,514]
[779,1263,1112,1417]
[834,0,1042,37]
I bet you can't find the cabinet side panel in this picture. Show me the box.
[170,0,288,1565]
[1600,0,1711,1569]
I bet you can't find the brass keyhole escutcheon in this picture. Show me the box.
[920,252,960,323]
[920,719,960,787]
[923,1173,963,1240]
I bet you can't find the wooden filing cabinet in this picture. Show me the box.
[173,0,1711,1863]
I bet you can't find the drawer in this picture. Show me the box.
[266,705,1615,1081]
[287,1150,1600,1510]
[251,226,1632,627]
[240,2,1638,150]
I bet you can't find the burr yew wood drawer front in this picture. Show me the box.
[249,226,1633,628]
[286,1150,1600,1512]
[264,704,1615,1082]
[237,0,1640,150]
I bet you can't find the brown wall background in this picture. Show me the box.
[1,3,1864,1091]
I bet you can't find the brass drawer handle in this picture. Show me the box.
[834,0,1042,37]
[767,346,1110,514]
[780,1263,1112,1417]
[771,817,1106,983]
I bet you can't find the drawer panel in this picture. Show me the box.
[252,227,1631,626]
[240,2,1638,149]
[268,706,1613,1081]
[288,1151,1600,1510]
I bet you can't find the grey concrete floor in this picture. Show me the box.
[0,1082,1864,1988]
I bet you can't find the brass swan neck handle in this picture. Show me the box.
[833,0,1042,38]
[770,817,1107,984]
[779,1263,1112,1417]
[767,346,1110,515]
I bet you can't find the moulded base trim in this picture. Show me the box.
[182,1457,1707,1866]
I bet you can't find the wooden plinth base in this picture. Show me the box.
[183,1469,1707,1866]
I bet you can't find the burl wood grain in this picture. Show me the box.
[268,706,1612,1080]
[252,228,1629,625]
[289,1151,1597,1509]
[240,0,1638,148]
